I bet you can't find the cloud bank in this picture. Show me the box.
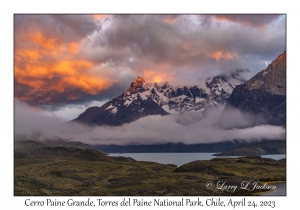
[15,99,286,145]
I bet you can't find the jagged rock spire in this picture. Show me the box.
[128,76,146,93]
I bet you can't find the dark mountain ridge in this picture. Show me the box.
[224,52,286,126]
[92,139,285,154]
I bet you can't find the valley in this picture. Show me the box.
[14,140,286,196]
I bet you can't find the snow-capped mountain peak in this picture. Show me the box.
[73,73,243,126]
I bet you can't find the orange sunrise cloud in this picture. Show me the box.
[206,51,238,62]
[14,27,114,104]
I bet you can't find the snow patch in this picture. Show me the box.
[105,104,114,110]
[124,99,132,106]
[161,105,180,114]
[263,70,270,77]
[110,107,118,114]
[206,77,213,84]
[139,91,150,100]
[176,95,188,101]
[195,97,206,103]
[198,108,205,113]
[161,104,169,112]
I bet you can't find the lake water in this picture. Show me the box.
[263,182,286,196]
[108,153,286,167]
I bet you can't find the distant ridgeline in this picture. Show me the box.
[92,140,286,155]
[14,136,285,155]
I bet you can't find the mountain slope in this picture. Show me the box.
[73,73,242,126]
[244,52,286,95]
[225,52,286,126]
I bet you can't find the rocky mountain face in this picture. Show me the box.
[245,52,286,95]
[225,52,286,126]
[73,74,241,126]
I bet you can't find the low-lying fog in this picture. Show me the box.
[15,99,285,145]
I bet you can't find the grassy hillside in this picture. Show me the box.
[213,140,286,156]
[14,140,286,196]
